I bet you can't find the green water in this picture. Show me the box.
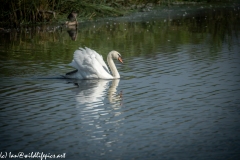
[1,4,239,78]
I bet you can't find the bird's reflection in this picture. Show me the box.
[108,79,123,106]
[67,27,78,41]
[67,79,124,148]
[69,79,122,106]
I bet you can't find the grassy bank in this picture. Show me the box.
[0,0,213,28]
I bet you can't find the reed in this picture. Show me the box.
[0,0,58,26]
[0,0,210,27]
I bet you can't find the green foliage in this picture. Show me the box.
[0,0,58,26]
[0,0,131,26]
[57,1,125,18]
[1,5,239,60]
[0,0,217,26]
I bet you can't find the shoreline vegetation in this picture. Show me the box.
[0,0,227,28]
[0,0,239,63]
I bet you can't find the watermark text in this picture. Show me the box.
[0,152,66,160]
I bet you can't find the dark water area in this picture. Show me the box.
[1,3,240,160]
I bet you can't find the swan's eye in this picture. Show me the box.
[118,54,121,57]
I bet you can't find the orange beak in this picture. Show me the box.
[118,57,123,64]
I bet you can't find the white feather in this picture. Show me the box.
[65,47,121,79]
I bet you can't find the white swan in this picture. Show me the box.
[65,47,123,79]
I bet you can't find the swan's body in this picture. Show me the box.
[65,47,123,79]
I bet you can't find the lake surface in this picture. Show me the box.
[1,3,240,160]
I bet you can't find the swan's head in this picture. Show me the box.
[110,51,123,64]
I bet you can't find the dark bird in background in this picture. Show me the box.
[66,11,78,26]
[68,11,77,22]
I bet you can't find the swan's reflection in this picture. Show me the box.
[74,79,108,108]
[69,79,124,143]
[108,79,123,108]
[71,79,122,106]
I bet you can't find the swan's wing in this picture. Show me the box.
[74,48,98,79]
[85,47,110,74]
[68,47,112,79]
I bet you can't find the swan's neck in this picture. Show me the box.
[107,54,120,79]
